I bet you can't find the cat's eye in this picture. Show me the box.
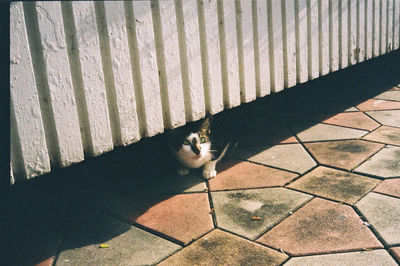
[183,140,190,145]
[200,137,206,143]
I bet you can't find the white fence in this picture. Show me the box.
[10,1,400,183]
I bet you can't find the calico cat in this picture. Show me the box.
[171,115,230,179]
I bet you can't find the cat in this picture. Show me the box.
[170,115,230,179]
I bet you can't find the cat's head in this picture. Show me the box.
[171,115,213,159]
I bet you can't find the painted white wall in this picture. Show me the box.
[10,0,399,183]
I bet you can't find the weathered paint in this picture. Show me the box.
[10,0,399,182]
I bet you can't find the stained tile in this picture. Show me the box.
[211,188,312,239]
[257,198,382,255]
[390,247,400,262]
[232,144,316,174]
[291,122,368,142]
[56,215,180,266]
[158,229,288,266]
[373,178,400,197]
[356,99,400,111]
[363,126,400,146]
[304,140,384,170]
[365,110,400,127]
[354,145,400,178]
[106,193,213,244]
[374,91,400,101]
[209,159,298,191]
[312,112,380,131]
[288,167,380,204]
[356,192,400,245]
[285,250,398,266]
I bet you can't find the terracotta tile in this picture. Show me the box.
[354,145,400,178]
[159,229,288,266]
[285,250,397,266]
[389,86,400,90]
[106,193,213,244]
[365,110,400,128]
[232,144,316,174]
[374,91,400,101]
[316,112,380,131]
[363,126,400,146]
[373,178,400,197]
[209,159,298,191]
[390,247,400,262]
[211,188,312,239]
[291,122,368,142]
[304,140,384,170]
[287,166,380,204]
[57,215,180,265]
[257,198,382,255]
[356,192,400,245]
[356,99,400,111]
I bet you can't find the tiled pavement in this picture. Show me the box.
[4,54,400,265]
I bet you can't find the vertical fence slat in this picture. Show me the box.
[349,0,357,65]
[255,0,271,96]
[340,0,349,69]
[365,0,373,59]
[10,2,50,179]
[103,2,140,145]
[296,0,308,82]
[35,2,84,166]
[284,0,297,88]
[71,2,113,155]
[386,0,394,52]
[268,0,284,92]
[394,0,400,50]
[308,0,319,79]
[380,0,387,54]
[357,0,366,63]
[130,1,164,136]
[373,0,380,57]
[330,0,340,72]
[237,0,257,102]
[219,0,241,108]
[200,0,224,113]
[176,0,205,121]
[319,0,329,76]
[156,0,186,128]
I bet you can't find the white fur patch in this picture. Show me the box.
[176,133,212,168]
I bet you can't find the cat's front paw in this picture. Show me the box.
[178,167,190,176]
[202,169,217,179]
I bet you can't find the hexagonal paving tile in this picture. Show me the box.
[284,249,398,266]
[291,122,369,142]
[362,126,400,146]
[106,193,213,244]
[354,145,400,178]
[304,140,384,171]
[211,188,312,239]
[257,198,382,255]
[56,215,180,266]
[231,144,316,174]
[365,110,400,127]
[287,166,381,204]
[209,159,298,191]
[373,178,400,197]
[356,99,400,111]
[373,91,400,101]
[390,247,400,262]
[356,192,400,245]
[310,112,380,131]
[158,229,288,266]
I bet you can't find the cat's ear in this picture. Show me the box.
[200,114,213,133]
